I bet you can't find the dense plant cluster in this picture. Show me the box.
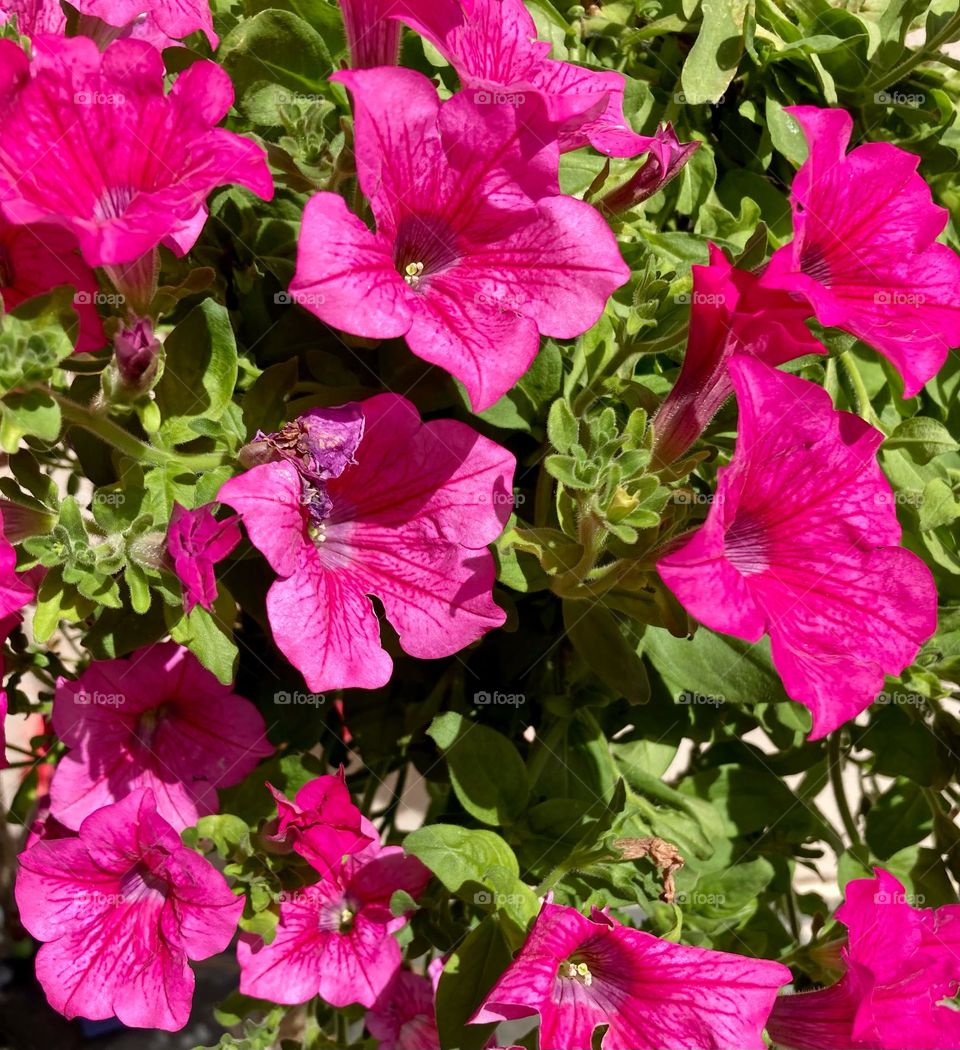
[0,0,960,1048]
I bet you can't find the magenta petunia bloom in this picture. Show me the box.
[0,0,216,45]
[219,394,514,692]
[266,770,374,875]
[471,901,791,1049]
[399,0,654,157]
[338,0,469,69]
[652,243,822,466]
[237,829,431,1008]
[599,123,700,214]
[289,67,629,410]
[657,357,937,739]
[0,0,64,35]
[15,788,243,1031]
[0,216,105,352]
[768,869,960,1049]
[0,36,273,267]
[366,964,441,1050]
[167,502,241,614]
[49,641,273,831]
[761,106,960,397]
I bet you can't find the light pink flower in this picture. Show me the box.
[652,243,823,466]
[768,869,960,1049]
[0,216,105,352]
[15,788,243,1031]
[219,394,514,692]
[167,502,241,614]
[761,106,960,397]
[471,901,790,1049]
[289,67,629,410]
[237,831,430,1008]
[0,36,273,267]
[366,963,442,1050]
[657,357,937,739]
[266,770,374,875]
[49,641,273,831]
[399,0,654,157]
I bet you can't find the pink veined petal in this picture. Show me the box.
[266,557,394,693]
[289,192,414,340]
[366,969,439,1050]
[315,911,404,1008]
[75,0,219,47]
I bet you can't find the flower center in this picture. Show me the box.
[559,959,593,987]
[798,241,831,285]
[403,261,424,288]
[338,906,355,933]
[93,184,137,222]
[118,862,168,906]
[725,513,771,575]
[135,701,172,746]
[394,214,459,291]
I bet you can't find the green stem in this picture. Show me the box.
[864,9,960,93]
[828,733,862,848]
[837,351,881,427]
[571,330,685,416]
[51,391,227,470]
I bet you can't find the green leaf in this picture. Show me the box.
[884,417,959,464]
[865,780,933,859]
[0,389,62,451]
[681,0,749,104]
[427,712,529,826]
[166,583,238,684]
[547,397,580,453]
[404,824,520,897]
[563,601,650,704]
[154,301,239,446]
[0,287,77,395]
[919,478,960,531]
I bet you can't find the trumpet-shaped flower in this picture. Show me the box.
[289,67,628,410]
[761,106,960,396]
[167,502,241,613]
[470,901,791,1049]
[0,36,273,267]
[219,394,514,692]
[0,216,105,352]
[652,243,822,466]
[15,788,243,1031]
[237,832,430,1008]
[50,641,273,831]
[0,0,216,45]
[657,357,937,739]
[267,770,374,875]
[399,0,655,157]
[337,0,469,69]
[366,964,442,1050]
[767,868,960,1049]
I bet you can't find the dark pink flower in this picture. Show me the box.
[338,0,468,68]
[598,124,700,213]
[0,509,33,623]
[366,963,442,1050]
[0,0,64,36]
[167,502,241,614]
[49,641,273,831]
[471,901,790,1049]
[657,357,937,739]
[219,394,514,692]
[16,788,243,1031]
[768,869,960,1050]
[0,216,105,352]
[400,0,654,157]
[761,106,960,396]
[0,0,216,45]
[237,831,430,1008]
[652,243,822,466]
[0,36,273,267]
[266,770,374,875]
[289,67,628,410]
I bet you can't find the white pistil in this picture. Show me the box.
[308,522,326,544]
[404,261,424,288]
[562,961,593,987]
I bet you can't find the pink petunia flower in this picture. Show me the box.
[0,0,64,36]
[399,0,654,157]
[652,243,823,466]
[15,787,243,1031]
[366,962,442,1050]
[289,67,629,411]
[237,828,431,1008]
[166,502,241,614]
[657,357,937,739]
[266,769,374,875]
[0,216,105,352]
[338,0,469,69]
[0,0,216,46]
[598,123,700,214]
[761,106,960,397]
[49,641,274,831]
[219,394,514,692]
[470,901,791,1049]
[767,868,960,1050]
[0,35,273,267]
